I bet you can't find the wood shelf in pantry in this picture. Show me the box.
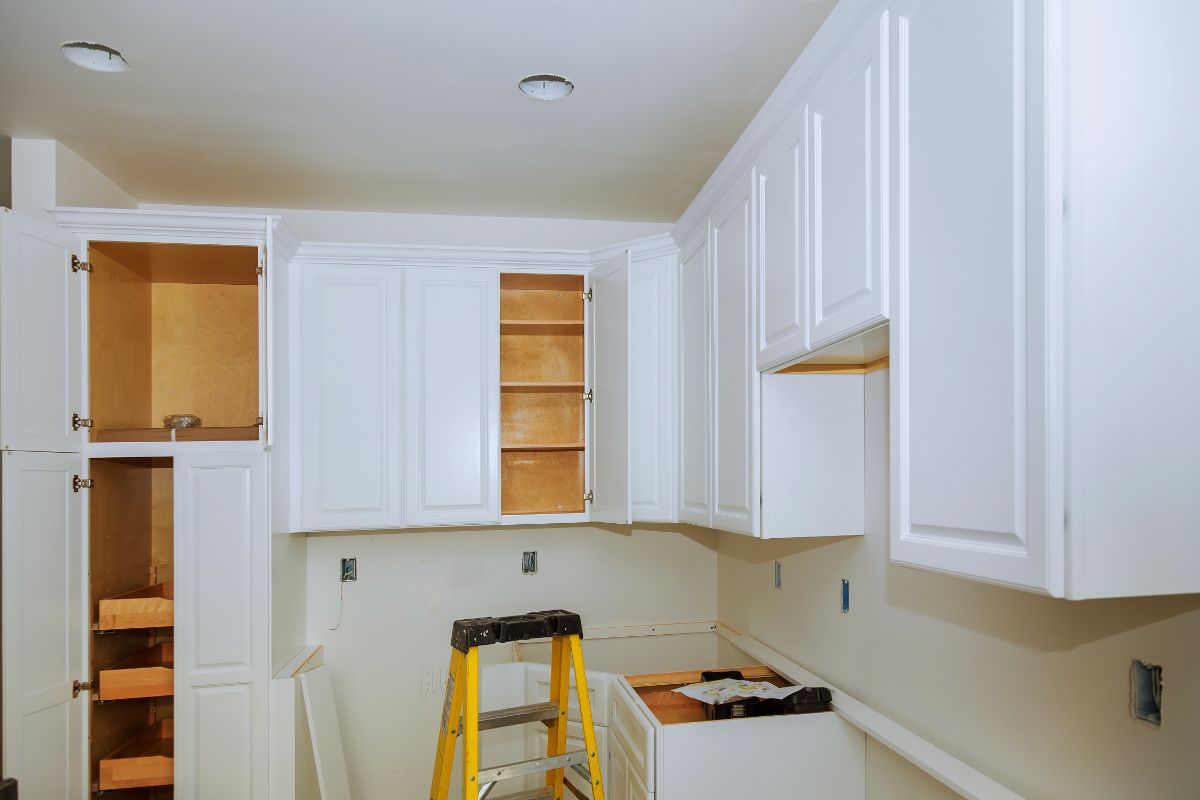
[97,718,174,791]
[97,643,174,701]
[97,583,174,631]
[500,319,585,334]
[92,425,259,443]
[501,442,585,452]
[501,381,585,392]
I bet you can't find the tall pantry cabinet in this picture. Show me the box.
[1,207,280,799]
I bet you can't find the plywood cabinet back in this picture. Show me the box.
[87,241,259,441]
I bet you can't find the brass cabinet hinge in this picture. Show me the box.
[256,415,265,427]
[257,252,265,277]
[583,389,593,403]
[73,475,94,492]
[72,679,92,698]
[71,255,93,273]
[584,490,594,504]
[71,413,93,431]
[583,288,592,302]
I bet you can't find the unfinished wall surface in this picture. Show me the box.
[305,524,717,799]
[717,370,1200,799]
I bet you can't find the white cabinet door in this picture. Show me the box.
[630,254,675,522]
[299,266,403,531]
[890,0,1054,592]
[0,210,83,453]
[607,735,653,800]
[677,236,710,527]
[756,115,809,370]
[1,451,85,799]
[404,268,500,526]
[589,252,631,524]
[710,174,759,536]
[807,11,888,348]
[174,451,270,800]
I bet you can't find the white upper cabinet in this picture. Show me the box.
[590,253,632,524]
[806,10,888,349]
[755,114,809,371]
[404,268,500,526]
[710,174,759,536]
[889,0,1055,592]
[677,235,711,528]
[174,451,270,799]
[0,451,85,799]
[0,210,83,453]
[629,254,677,522]
[299,265,404,531]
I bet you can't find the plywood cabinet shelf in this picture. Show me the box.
[97,643,174,701]
[500,319,585,334]
[97,718,174,791]
[92,425,259,443]
[501,442,585,452]
[97,583,174,631]
[501,381,585,392]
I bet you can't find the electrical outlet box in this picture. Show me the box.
[340,557,357,582]
[1131,659,1163,725]
[522,551,537,575]
[774,561,782,589]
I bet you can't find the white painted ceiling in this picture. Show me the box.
[0,1,835,221]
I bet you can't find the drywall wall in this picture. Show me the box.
[140,203,669,250]
[305,524,717,799]
[10,138,136,219]
[54,141,136,209]
[717,370,1200,799]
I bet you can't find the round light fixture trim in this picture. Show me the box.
[518,74,574,102]
[61,41,130,72]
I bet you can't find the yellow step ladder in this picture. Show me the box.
[430,611,605,800]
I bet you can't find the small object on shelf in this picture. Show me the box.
[98,719,173,790]
[97,583,174,631]
[97,643,174,701]
[163,414,201,429]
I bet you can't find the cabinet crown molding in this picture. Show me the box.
[50,206,280,244]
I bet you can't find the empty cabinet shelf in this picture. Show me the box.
[97,583,174,631]
[97,643,174,701]
[97,719,174,790]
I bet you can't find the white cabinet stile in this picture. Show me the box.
[589,252,632,524]
[0,451,86,799]
[710,174,759,536]
[174,451,270,800]
[0,210,83,453]
[404,268,500,526]
[677,235,710,528]
[629,254,677,522]
[806,9,889,349]
[299,266,404,531]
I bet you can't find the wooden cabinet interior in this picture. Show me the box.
[88,241,259,443]
[499,274,586,514]
[90,458,174,793]
[627,665,790,725]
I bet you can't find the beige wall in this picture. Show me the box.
[304,524,717,799]
[717,370,1200,799]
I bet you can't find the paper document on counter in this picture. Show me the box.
[672,678,806,705]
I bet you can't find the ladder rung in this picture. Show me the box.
[477,750,589,784]
[475,702,559,732]
[485,790,554,800]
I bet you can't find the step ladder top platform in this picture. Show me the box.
[451,610,583,652]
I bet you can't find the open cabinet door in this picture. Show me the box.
[1,451,86,798]
[589,251,632,523]
[0,210,83,453]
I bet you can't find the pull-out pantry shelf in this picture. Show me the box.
[97,719,174,791]
[97,583,174,631]
[97,643,174,701]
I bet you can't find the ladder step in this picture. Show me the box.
[475,702,560,732]
[486,790,554,800]
[477,750,589,784]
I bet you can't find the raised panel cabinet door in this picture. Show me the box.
[589,252,632,524]
[756,115,809,370]
[677,236,710,527]
[711,174,760,536]
[890,0,1055,592]
[807,10,888,348]
[404,268,500,525]
[630,255,676,522]
[0,210,83,452]
[174,451,270,800]
[299,266,403,530]
[0,452,85,799]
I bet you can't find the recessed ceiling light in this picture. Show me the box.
[518,74,574,102]
[61,41,130,73]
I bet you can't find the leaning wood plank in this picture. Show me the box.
[97,583,173,630]
[301,666,352,800]
[98,719,173,790]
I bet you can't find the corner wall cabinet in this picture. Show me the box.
[1,207,278,799]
